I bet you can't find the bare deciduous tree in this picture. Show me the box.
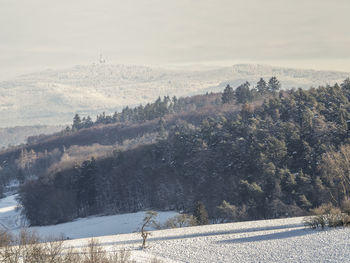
[141,211,158,249]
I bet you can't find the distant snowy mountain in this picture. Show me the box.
[0,63,348,127]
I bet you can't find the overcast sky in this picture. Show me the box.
[0,0,349,80]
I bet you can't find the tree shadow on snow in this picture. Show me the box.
[217,228,317,244]
[83,223,305,247]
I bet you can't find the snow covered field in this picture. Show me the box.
[1,194,349,262]
[65,217,350,263]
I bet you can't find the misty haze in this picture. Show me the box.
[0,1,349,262]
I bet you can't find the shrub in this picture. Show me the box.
[341,198,350,215]
[303,215,326,229]
[217,200,238,222]
[304,203,350,229]
[161,214,197,229]
[0,228,162,262]
[193,201,209,225]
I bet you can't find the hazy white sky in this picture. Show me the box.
[0,0,349,80]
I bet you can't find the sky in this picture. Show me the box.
[0,0,349,80]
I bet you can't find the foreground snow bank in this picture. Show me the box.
[2,195,350,262]
[64,217,350,263]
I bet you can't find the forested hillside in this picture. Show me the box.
[3,78,350,226]
[0,92,237,187]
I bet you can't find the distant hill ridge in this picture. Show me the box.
[0,63,348,127]
[0,125,62,149]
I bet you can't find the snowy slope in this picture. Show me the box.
[1,195,349,262]
[64,217,350,263]
[0,195,24,230]
[0,63,349,127]
[22,211,178,240]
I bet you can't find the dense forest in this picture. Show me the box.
[1,77,350,226]
[0,92,226,185]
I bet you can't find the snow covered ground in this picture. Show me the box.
[1,194,349,262]
[22,211,178,240]
[0,195,24,230]
[65,217,350,263]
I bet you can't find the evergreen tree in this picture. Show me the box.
[75,158,98,215]
[341,78,350,90]
[222,84,235,104]
[157,118,167,141]
[72,114,82,131]
[84,116,94,128]
[341,78,350,99]
[193,201,209,225]
[268,77,281,93]
[17,169,25,184]
[235,82,252,103]
[256,78,268,94]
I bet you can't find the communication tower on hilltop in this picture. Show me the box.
[99,53,106,64]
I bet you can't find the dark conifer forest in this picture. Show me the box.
[1,77,350,226]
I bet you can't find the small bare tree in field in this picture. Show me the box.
[141,211,158,249]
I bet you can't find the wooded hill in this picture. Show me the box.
[2,77,350,226]
[0,92,242,187]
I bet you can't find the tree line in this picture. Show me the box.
[70,94,222,131]
[70,76,281,132]
[222,76,281,104]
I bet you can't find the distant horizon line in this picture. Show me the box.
[3,61,349,81]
